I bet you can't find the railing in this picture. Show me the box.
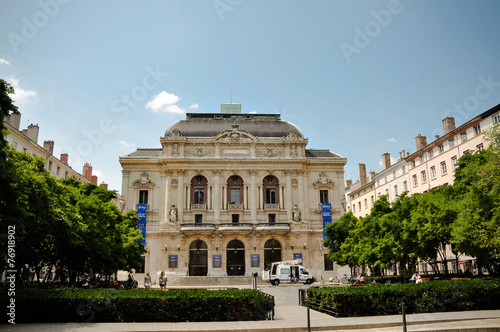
[190,204,207,210]
[227,204,244,210]
[219,223,253,230]
[256,222,290,231]
[264,204,280,210]
[180,223,215,231]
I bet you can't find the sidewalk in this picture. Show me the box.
[3,284,500,332]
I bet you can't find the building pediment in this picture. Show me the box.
[212,124,257,144]
[313,172,334,188]
[133,172,156,187]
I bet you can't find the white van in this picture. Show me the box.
[266,259,315,285]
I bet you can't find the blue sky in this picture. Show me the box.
[1,0,500,193]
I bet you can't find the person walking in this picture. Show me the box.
[144,272,152,290]
[159,271,167,291]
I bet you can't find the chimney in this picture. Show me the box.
[6,113,21,130]
[368,170,376,182]
[359,163,367,186]
[346,179,352,187]
[83,162,92,180]
[43,140,54,155]
[434,135,440,141]
[442,117,456,135]
[26,124,39,143]
[60,153,68,165]
[91,175,98,185]
[415,134,427,151]
[100,182,108,190]
[382,153,391,170]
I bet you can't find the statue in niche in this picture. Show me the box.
[292,204,301,222]
[169,204,178,223]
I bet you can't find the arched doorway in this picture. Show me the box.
[264,239,282,271]
[189,240,208,276]
[226,239,245,276]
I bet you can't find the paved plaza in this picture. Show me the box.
[4,283,500,332]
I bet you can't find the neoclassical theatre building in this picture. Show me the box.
[119,104,347,281]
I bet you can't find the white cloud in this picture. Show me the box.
[7,77,37,102]
[0,59,9,65]
[189,103,199,109]
[145,91,185,114]
[388,138,396,142]
[119,140,135,148]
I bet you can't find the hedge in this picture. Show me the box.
[303,279,500,317]
[4,288,274,323]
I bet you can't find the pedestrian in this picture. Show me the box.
[159,271,167,290]
[127,270,135,290]
[144,272,152,290]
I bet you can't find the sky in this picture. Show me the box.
[1,0,500,193]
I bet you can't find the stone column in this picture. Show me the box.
[285,170,292,221]
[165,169,172,221]
[223,185,227,210]
[249,169,257,222]
[158,171,166,221]
[213,170,221,222]
[301,171,310,221]
[297,170,305,220]
[177,169,184,222]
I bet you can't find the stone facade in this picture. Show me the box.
[119,111,347,282]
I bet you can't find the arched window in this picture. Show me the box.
[263,175,279,204]
[191,176,208,204]
[264,238,282,270]
[227,175,244,205]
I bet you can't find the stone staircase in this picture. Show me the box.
[168,276,253,287]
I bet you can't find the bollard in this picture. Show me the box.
[252,272,258,289]
[307,307,311,332]
[402,302,407,332]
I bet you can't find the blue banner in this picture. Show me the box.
[213,255,222,268]
[137,204,147,247]
[251,254,260,267]
[322,203,332,240]
[293,253,302,264]
[169,255,178,268]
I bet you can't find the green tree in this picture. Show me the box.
[323,212,357,268]
[451,140,500,274]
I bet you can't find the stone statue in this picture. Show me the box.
[292,204,301,222]
[169,204,178,222]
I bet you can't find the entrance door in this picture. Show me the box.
[264,239,282,271]
[189,240,208,276]
[227,239,245,276]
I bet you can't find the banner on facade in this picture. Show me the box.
[293,253,302,264]
[251,254,260,267]
[137,203,147,247]
[169,255,178,268]
[322,203,332,240]
[213,255,222,268]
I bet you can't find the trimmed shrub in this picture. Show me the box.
[5,288,274,323]
[303,279,500,317]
